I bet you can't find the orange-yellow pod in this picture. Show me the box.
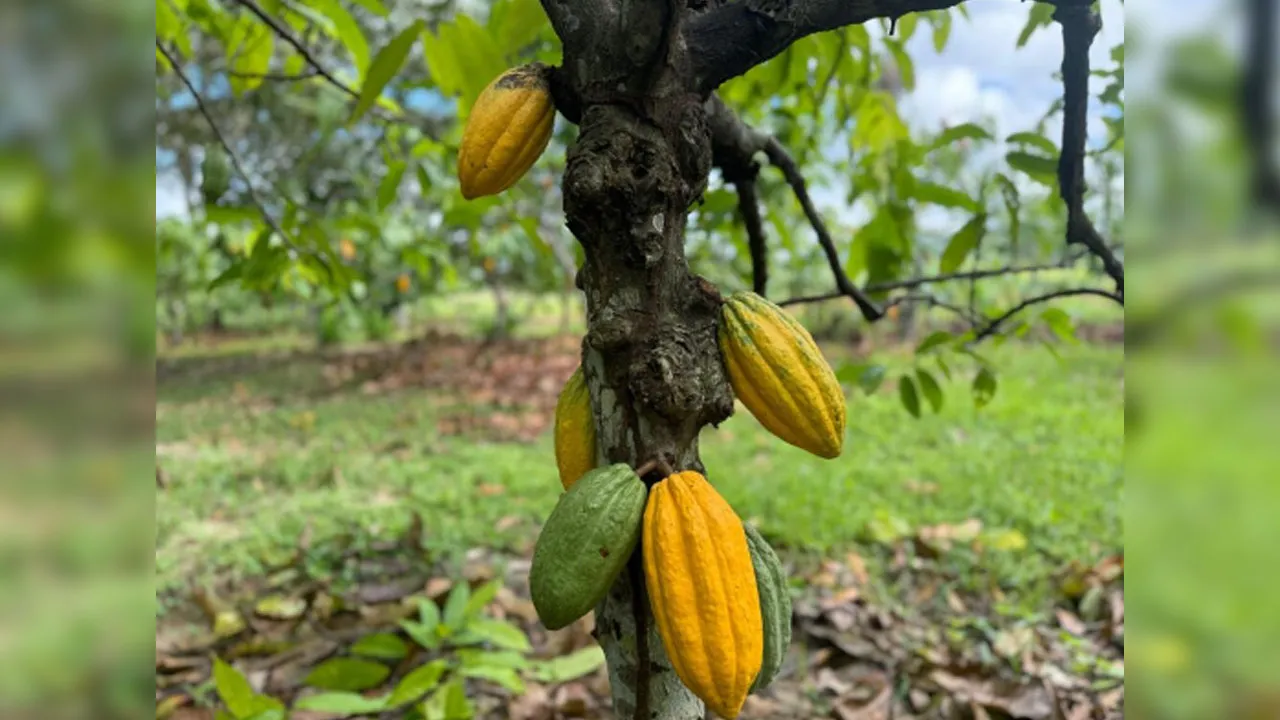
[643,471,762,719]
[457,64,555,200]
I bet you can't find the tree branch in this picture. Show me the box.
[707,95,881,319]
[735,174,770,295]
[157,41,293,251]
[685,0,966,93]
[225,68,319,81]
[234,0,362,99]
[777,257,1084,306]
[970,287,1122,343]
[1052,0,1124,295]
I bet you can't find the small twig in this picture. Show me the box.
[225,67,319,81]
[655,457,676,478]
[233,0,361,100]
[634,458,659,477]
[970,287,1122,343]
[730,169,769,296]
[778,257,1083,307]
[1052,0,1124,295]
[760,137,883,321]
[157,41,294,252]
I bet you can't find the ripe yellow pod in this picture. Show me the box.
[553,367,596,490]
[718,291,846,459]
[644,471,762,719]
[457,64,555,200]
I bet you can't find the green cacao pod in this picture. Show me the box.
[743,522,792,692]
[718,291,846,459]
[553,367,596,490]
[529,463,646,630]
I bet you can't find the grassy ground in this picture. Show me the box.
[156,309,1123,619]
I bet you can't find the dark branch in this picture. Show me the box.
[234,0,362,99]
[1242,0,1280,211]
[225,68,319,81]
[1052,1,1124,295]
[735,175,770,295]
[759,137,883,320]
[1127,269,1280,347]
[157,41,294,252]
[970,287,1122,343]
[885,292,981,325]
[685,0,965,93]
[707,95,880,319]
[778,257,1084,306]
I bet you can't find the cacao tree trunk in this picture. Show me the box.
[550,8,735,716]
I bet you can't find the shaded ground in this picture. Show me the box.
[156,326,1123,719]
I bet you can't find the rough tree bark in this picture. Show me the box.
[541,0,734,716]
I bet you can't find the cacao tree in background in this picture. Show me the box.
[157,0,1124,713]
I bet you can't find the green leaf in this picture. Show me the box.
[457,650,529,670]
[351,20,423,124]
[352,633,409,660]
[1005,131,1058,155]
[459,618,532,651]
[312,0,370,74]
[939,213,986,274]
[377,161,406,211]
[348,0,388,15]
[973,367,998,409]
[419,596,442,631]
[225,18,274,95]
[916,369,944,413]
[422,679,472,720]
[401,619,440,650]
[1040,307,1078,343]
[931,122,992,150]
[459,665,525,693]
[915,331,953,355]
[884,39,915,91]
[898,374,921,418]
[927,9,952,53]
[1016,3,1055,48]
[294,692,389,714]
[212,657,258,719]
[442,582,471,631]
[1005,151,1058,187]
[912,181,979,211]
[530,646,607,682]
[387,660,448,708]
[445,15,510,112]
[489,0,550,58]
[304,658,391,692]
[464,578,503,618]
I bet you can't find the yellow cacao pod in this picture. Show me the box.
[718,291,846,459]
[644,471,762,719]
[457,64,555,200]
[553,367,596,490]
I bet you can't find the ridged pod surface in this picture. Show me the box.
[742,522,792,692]
[553,367,596,490]
[457,64,555,199]
[644,471,762,719]
[530,464,647,630]
[718,291,846,458]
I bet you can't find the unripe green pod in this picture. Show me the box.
[529,464,647,630]
[744,522,792,692]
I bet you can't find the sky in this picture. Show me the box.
[156,0,1220,222]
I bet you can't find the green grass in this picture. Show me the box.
[157,332,1123,613]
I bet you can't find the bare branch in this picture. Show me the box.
[686,0,966,93]
[1052,1,1124,295]
[225,68,319,81]
[970,287,1122,343]
[885,292,981,325]
[1127,269,1280,347]
[778,257,1085,306]
[234,0,362,99]
[707,95,881,319]
[157,41,293,250]
[735,176,770,295]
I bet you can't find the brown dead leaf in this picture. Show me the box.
[740,694,785,718]
[1056,609,1087,636]
[825,607,857,633]
[833,684,892,720]
[929,670,1054,719]
[495,515,522,532]
[477,482,506,496]
[845,552,870,586]
[156,694,188,720]
[904,479,940,496]
[810,647,834,667]
[424,577,454,600]
[946,590,968,614]
[821,586,862,610]
[815,667,852,696]
[508,681,553,720]
[496,587,540,624]
[553,682,593,717]
[357,580,420,605]
[1093,554,1124,583]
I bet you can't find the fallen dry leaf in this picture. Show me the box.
[1056,609,1087,636]
[508,681,553,720]
[424,577,454,599]
[845,552,870,586]
[821,586,862,610]
[833,684,892,720]
[495,515,522,532]
[929,670,1054,719]
[553,682,593,717]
